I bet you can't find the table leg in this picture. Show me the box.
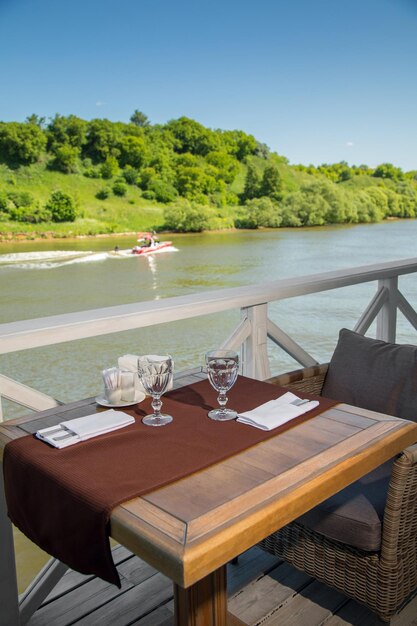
[0,462,21,625]
[174,566,227,626]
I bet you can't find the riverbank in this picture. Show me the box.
[0,229,138,243]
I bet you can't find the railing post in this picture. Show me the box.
[376,277,398,343]
[0,463,21,625]
[241,304,270,380]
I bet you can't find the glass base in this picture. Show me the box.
[142,413,173,427]
[208,408,237,421]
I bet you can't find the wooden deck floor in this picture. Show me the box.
[26,545,417,626]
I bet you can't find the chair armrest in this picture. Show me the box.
[402,443,417,464]
[381,444,417,565]
[266,363,329,396]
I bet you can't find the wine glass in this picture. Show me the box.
[138,355,173,426]
[205,350,239,421]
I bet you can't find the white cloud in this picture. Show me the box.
[96,101,106,107]
[346,141,355,147]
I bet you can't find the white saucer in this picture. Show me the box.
[95,391,145,408]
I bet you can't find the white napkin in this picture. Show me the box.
[36,409,135,448]
[125,354,174,391]
[237,391,319,431]
[117,354,146,394]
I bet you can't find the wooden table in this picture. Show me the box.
[1,386,416,626]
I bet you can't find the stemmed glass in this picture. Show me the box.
[138,355,173,426]
[205,350,239,421]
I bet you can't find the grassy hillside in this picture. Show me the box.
[0,162,167,238]
[0,114,416,240]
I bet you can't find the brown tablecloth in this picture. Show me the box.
[3,376,336,586]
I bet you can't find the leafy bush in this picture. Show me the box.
[236,197,282,229]
[2,189,50,222]
[100,156,119,179]
[96,187,111,200]
[45,190,77,222]
[8,204,51,223]
[83,165,101,178]
[7,190,36,208]
[122,165,140,185]
[147,179,178,203]
[0,191,11,212]
[112,181,127,196]
[163,201,211,232]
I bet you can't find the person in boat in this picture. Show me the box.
[137,232,154,247]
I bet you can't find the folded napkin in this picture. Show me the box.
[36,410,135,449]
[237,391,319,431]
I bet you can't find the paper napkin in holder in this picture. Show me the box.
[237,391,319,431]
[118,354,146,394]
[119,354,174,391]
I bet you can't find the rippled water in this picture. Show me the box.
[1,221,417,420]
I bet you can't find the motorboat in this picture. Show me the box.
[130,240,174,255]
[110,232,176,257]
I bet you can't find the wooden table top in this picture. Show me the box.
[1,383,416,589]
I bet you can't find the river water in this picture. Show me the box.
[1,220,417,422]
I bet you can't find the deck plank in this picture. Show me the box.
[26,546,417,626]
[228,561,313,625]
[257,579,347,626]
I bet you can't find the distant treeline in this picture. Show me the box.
[0,111,416,232]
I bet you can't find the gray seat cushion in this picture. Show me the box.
[297,329,417,552]
[297,459,393,551]
[322,328,417,422]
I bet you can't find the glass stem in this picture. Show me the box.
[217,391,228,412]
[152,395,162,417]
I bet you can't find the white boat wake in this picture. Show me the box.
[0,250,101,269]
[0,247,178,269]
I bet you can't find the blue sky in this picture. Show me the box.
[1,0,416,170]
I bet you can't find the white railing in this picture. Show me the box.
[1,257,417,420]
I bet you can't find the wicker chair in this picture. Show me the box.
[261,363,417,622]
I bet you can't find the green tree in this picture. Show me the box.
[260,164,282,200]
[84,119,122,162]
[0,122,46,166]
[163,201,211,232]
[49,143,80,173]
[237,197,282,229]
[47,114,87,149]
[205,151,239,183]
[165,117,219,156]
[100,155,120,179]
[25,114,46,128]
[130,110,150,127]
[45,190,77,222]
[146,179,178,203]
[373,163,404,180]
[117,135,149,169]
[242,162,262,200]
[394,182,417,217]
[221,130,258,160]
